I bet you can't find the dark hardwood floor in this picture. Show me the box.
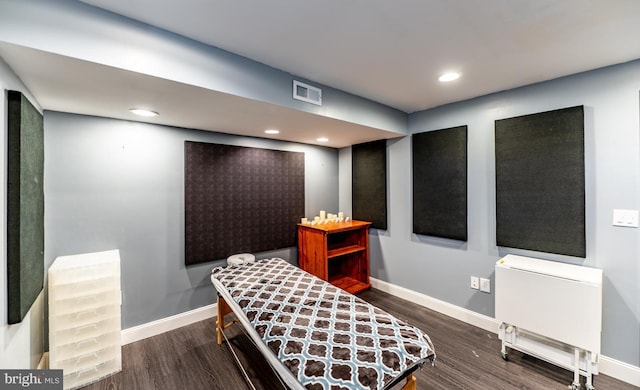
[82,288,637,390]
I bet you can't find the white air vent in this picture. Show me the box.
[293,80,322,105]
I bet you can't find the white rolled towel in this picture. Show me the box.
[226,253,256,266]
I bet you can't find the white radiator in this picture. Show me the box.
[495,254,603,390]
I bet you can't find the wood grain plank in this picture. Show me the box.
[80,289,637,390]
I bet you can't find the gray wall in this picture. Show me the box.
[44,112,339,329]
[341,60,640,366]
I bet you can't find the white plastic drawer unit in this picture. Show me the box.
[495,254,603,390]
[48,249,122,390]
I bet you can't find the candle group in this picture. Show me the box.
[301,210,349,225]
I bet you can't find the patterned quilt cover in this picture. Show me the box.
[211,258,435,390]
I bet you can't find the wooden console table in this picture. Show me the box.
[297,220,372,294]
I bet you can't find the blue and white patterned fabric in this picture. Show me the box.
[212,258,435,390]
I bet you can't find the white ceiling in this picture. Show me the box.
[3,1,640,147]
[77,0,640,113]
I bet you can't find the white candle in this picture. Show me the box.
[314,216,320,223]
[301,218,308,224]
[319,210,326,220]
[338,211,344,219]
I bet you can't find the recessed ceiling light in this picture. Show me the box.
[438,72,461,82]
[265,129,280,134]
[129,108,159,117]
[317,137,329,142]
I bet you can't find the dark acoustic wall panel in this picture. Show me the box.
[184,141,305,265]
[7,90,45,324]
[495,105,585,257]
[352,140,387,230]
[412,126,468,241]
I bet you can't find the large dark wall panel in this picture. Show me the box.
[352,140,387,229]
[7,90,44,324]
[184,141,305,265]
[495,106,585,257]
[412,126,468,241]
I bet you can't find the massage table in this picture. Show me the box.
[211,258,435,390]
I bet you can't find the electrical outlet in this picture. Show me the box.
[613,209,639,227]
[470,276,479,290]
[480,278,491,293]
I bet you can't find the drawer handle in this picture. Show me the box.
[75,294,98,302]
[76,337,99,347]
[74,323,98,334]
[75,365,99,377]
[76,352,99,363]
[74,309,99,320]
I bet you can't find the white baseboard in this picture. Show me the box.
[599,355,640,387]
[121,303,217,345]
[369,277,640,387]
[369,277,499,333]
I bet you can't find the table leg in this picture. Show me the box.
[216,296,233,345]
[401,374,417,390]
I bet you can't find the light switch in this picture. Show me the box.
[480,278,491,293]
[613,209,639,228]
